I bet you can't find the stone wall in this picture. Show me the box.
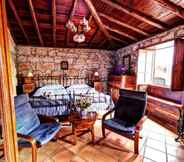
[15,25,184,83]
[16,46,115,80]
[115,25,184,74]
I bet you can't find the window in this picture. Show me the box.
[137,41,174,87]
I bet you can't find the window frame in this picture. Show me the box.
[137,41,174,88]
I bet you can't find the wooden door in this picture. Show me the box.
[0,0,19,162]
[171,38,184,91]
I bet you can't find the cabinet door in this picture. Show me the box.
[171,38,184,91]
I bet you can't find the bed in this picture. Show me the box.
[22,75,114,117]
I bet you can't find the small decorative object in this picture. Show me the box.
[60,61,68,70]
[73,33,85,43]
[24,70,33,84]
[113,64,126,75]
[75,97,91,117]
[122,55,131,75]
[27,70,33,77]
[66,17,91,43]
[92,71,100,82]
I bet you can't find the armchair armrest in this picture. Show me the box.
[135,116,147,131]
[17,133,36,145]
[37,115,58,123]
[102,107,116,121]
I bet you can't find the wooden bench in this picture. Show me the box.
[138,84,184,133]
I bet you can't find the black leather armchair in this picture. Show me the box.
[102,89,147,154]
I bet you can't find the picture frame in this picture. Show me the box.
[60,61,69,70]
[122,55,131,74]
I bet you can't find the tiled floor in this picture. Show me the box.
[19,119,184,162]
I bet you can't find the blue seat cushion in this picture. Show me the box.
[103,118,135,134]
[28,122,61,145]
[14,94,30,107]
[18,122,61,146]
[15,95,40,135]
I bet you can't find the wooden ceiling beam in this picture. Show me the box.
[99,13,149,36]
[8,0,30,43]
[88,28,99,47]
[88,15,93,24]
[28,0,44,46]
[105,25,137,41]
[84,0,113,44]
[65,0,78,46]
[111,35,127,44]
[52,0,56,46]
[154,0,184,19]
[101,0,167,30]
[69,0,78,20]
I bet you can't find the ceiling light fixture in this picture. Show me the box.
[66,17,91,43]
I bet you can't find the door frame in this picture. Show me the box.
[0,0,19,161]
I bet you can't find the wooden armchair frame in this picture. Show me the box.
[102,108,147,154]
[17,115,59,162]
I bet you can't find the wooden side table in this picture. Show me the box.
[23,77,35,94]
[69,112,97,144]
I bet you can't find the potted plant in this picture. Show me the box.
[75,97,91,117]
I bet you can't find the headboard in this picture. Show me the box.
[17,75,91,88]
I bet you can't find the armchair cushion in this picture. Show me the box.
[28,122,61,145]
[15,94,62,146]
[14,94,40,135]
[103,118,135,134]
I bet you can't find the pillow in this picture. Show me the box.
[33,84,69,100]
[66,84,91,95]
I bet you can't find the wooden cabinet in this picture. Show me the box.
[108,75,136,101]
[23,77,35,94]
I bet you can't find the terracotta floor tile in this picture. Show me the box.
[18,119,182,162]
[70,155,87,162]
[78,145,116,162]
[52,148,75,162]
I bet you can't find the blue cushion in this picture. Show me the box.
[103,119,135,134]
[28,122,61,145]
[14,95,40,135]
[15,94,61,146]
[14,94,29,107]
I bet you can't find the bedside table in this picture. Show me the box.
[23,77,35,94]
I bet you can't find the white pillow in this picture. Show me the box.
[66,84,91,95]
[33,84,69,99]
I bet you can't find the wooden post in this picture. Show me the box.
[0,0,19,162]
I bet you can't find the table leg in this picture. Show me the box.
[72,126,77,145]
[91,126,95,144]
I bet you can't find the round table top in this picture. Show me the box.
[69,111,97,122]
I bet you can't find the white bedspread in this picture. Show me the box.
[32,84,114,116]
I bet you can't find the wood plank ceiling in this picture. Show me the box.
[6,0,184,50]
